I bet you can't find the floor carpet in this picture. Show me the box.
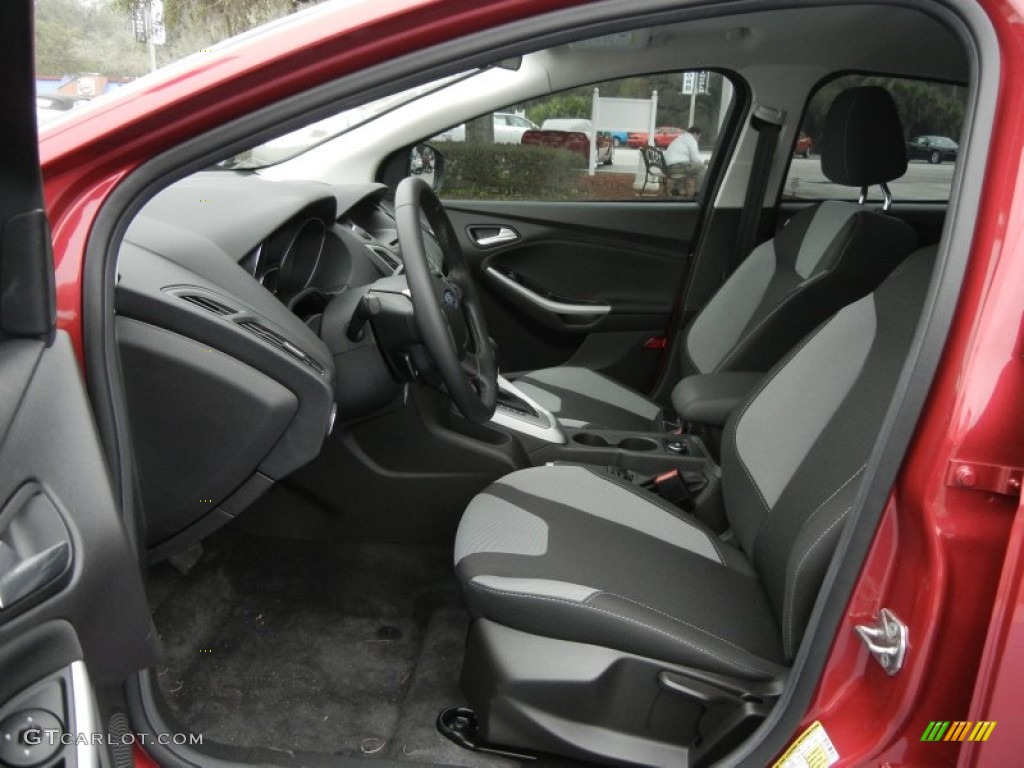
[147,529,524,767]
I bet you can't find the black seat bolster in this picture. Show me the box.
[671,372,763,427]
[710,208,918,375]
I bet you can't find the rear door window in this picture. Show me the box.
[783,74,967,202]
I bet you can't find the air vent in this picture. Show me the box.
[237,320,325,375]
[367,245,401,273]
[180,294,235,316]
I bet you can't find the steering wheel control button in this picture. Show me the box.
[0,709,63,767]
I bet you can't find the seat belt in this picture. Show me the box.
[647,107,784,395]
[731,105,785,275]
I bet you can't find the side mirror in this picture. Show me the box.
[378,143,446,196]
[409,143,445,192]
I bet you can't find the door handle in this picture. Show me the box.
[0,484,73,614]
[0,541,71,610]
[469,226,520,247]
[485,268,611,316]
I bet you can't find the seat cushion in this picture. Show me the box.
[455,464,786,680]
[514,367,664,431]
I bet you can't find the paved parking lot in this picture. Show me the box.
[599,148,955,201]
[784,155,955,200]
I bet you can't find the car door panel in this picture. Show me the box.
[0,334,154,681]
[0,3,155,765]
[445,200,697,392]
[482,239,678,327]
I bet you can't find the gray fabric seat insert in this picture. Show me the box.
[457,246,937,680]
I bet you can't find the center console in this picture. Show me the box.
[488,377,726,532]
[536,428,705,469]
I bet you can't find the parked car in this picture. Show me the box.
[35,92,87,124]
[8,1,1024,768]
[521,118,614,165]
[794,130,814,157]
[430,111,538,143]
[627,125,685,148]
[906,134,959,163]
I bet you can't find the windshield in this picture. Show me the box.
[215,71,477,170]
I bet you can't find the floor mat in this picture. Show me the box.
[148,530,520,767]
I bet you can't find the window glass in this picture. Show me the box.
[430,71,737,202]
[783,74,967,203]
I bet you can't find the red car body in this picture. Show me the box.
[626,125,684,148]
[520,127,613,164]
[794,131,813,157]
[34,0,1024,764]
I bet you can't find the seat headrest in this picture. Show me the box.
[820,86,907,187]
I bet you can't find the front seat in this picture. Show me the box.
[454,247,936,766]
[514,86,917,432]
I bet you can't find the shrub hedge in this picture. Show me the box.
[439,143,587,200]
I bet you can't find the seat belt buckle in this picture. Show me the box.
[649,469,696,511]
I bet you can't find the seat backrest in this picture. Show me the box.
[681,87,915,378]
[720,246,936,659]
[641,145,666,176]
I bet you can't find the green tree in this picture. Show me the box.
[156,0,299,41]
[511,72,731,142]
[106,0,315,70]
[523,93,591,126]
[465,114,495,144]
[35,0,149,77]
[801,74,967,147]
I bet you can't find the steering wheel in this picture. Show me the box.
[394,176,498,423]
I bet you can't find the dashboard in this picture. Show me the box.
[115,171,405,555]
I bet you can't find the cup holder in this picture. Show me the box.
[572,433,659,452]
[618,437,658,452]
